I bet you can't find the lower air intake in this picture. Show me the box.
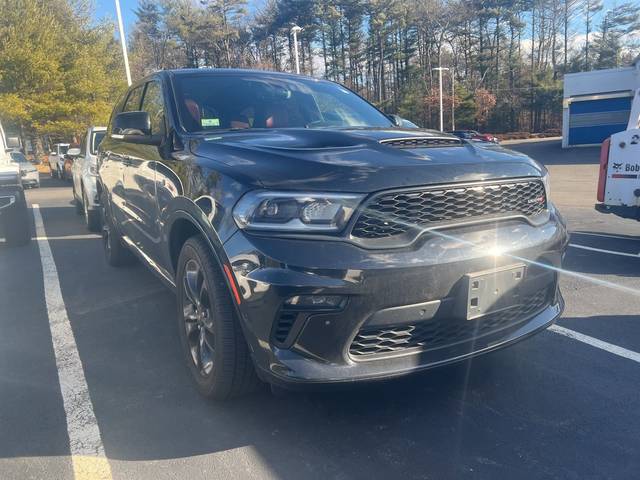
[349,288,550,359]
[273,311,298,344]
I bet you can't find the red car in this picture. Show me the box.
[449,130,499,144]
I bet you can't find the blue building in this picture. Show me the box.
[562,58,640,148]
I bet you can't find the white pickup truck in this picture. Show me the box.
[0,121,31,245]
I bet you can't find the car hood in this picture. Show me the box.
[191,128,543,192]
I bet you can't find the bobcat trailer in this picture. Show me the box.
[597,88,640,221]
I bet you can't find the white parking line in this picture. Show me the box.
[571,232,636,241]
[32,205,112,480]
[568,243,640,258]
[550,325,640,364]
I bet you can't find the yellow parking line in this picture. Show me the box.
[73,456,113,480]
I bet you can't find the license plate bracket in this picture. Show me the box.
[462,264,526,320]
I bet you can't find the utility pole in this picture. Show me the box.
[451,70,456,131]
[291,25,303,74]
[433,67,449,132]
[114,0,132,86]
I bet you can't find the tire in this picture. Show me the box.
[83,190,101,232]
[3,195,31,246]
[101,196,135,267]
[73,185,83,215]
[176,235,260,400]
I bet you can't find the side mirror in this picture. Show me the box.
[6,136,21,149]
[112,111,161,145]
[67,147,81,157]
[387,114,403,127]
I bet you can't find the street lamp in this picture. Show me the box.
[451,70,456,131]
[290,25,303,74]
[432,67,449,132]
[114,0,132,86]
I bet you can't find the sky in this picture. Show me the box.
[94,0,139,33]
[93,0,625,44]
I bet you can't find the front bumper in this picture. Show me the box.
[223,206,568,386]
[21,171,39,186]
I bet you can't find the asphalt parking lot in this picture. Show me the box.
[1,138,639,480]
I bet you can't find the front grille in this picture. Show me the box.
[381,137,461,148]
[351,179,546,240]
[349,287,550,359]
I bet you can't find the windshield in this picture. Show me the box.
[91,131,106,154]
[10,151,28,164]
[173,74,393,133]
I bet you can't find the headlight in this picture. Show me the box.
[541,171,551,202]
[233,191,364,232]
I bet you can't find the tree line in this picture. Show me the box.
[0,0,125,151]
[1,0,639,148]
[130,0,640,133]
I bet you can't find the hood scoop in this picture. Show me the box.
[380,136,462,149]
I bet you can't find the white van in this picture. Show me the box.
[0,121,31,245]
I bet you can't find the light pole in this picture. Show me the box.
[432,67,449,132]
[114,0,132,86]
[290,25,303,74]
[451,70,455,131]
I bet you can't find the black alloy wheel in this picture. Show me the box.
[176,235,260,399]
[182,258,216,376]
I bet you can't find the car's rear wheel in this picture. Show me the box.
[3,194,31,246]
[83,190,100,232]
[73,184,83,215]
[101,195,134,267]
[176,235,260,400]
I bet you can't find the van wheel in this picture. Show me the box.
[3,195,31,246]
[176,235,260,400]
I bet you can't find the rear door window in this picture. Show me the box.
[140,81,165,136]
[91,131,106,154]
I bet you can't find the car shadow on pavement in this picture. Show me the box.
[4,205,640,479]
[507,139,601,165]
[33,223,532,478]
[564,241,640,278]
[38,177,73,189]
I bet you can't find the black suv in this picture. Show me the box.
[98,69,568,399]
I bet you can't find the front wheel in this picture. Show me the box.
[176,235,260,400]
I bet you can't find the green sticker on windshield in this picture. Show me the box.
[201,118,220,127]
